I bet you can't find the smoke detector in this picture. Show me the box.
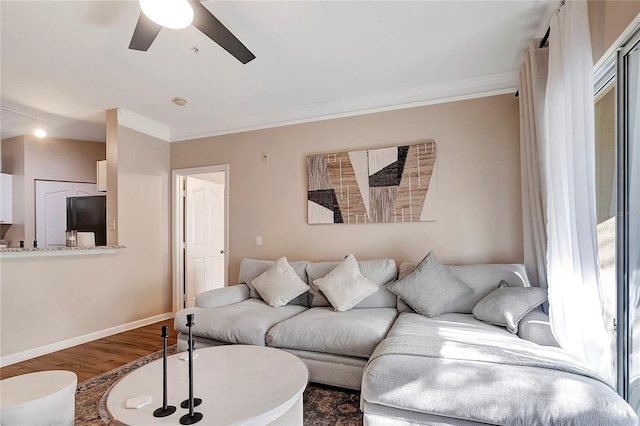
[172,97,187,106]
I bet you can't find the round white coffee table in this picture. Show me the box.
[107,345,308,425]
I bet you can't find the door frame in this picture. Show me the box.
[615,22,640,401]
[172,164,230,313]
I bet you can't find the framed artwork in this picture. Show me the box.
[307,141,437,224]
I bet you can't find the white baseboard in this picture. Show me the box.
[0,312,174,367]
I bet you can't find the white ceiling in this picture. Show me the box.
[1,1,553,143]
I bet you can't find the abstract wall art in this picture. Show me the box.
[307,141,437,224]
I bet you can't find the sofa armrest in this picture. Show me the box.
[195,284,250,309]
[517,309,560,347]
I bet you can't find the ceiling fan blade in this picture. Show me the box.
[191,1,256,64]
[129,12,162,51]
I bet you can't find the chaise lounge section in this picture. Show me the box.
[362,312,634,425]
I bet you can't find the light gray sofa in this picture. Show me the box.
[175,258,399,390]
[174,258,637,425]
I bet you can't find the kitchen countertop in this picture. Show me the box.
[0,245,125,258]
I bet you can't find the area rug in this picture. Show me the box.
[75,346,363,425]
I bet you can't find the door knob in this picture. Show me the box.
[220,250,225,254]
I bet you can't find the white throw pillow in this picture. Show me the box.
[313,254,379,312]
[251,257,310,308]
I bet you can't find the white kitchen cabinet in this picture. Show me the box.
[0,173,12,224]
[97,160,107,192]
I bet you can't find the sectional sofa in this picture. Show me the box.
[174,257,637,425]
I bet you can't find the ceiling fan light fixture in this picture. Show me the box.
[139,0,194,30]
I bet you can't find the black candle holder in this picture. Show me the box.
[153,325,176,418]
[179,339,202,410]
[180,314,203,425]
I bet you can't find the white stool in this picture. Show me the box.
[0,370,77,426]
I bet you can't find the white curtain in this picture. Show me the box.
[518,40,549,290]
[543,0,613,383]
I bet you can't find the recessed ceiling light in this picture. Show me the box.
[172,97,187,106]
[34,128,47,138]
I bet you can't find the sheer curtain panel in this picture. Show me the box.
[518,40,549,290]
[543,0,613,383]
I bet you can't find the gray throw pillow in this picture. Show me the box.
[389,252,473,317]
[251,257,310,308]
[472,280,547,333]
[313,254,379,312]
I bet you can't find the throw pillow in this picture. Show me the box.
[388,252,473,317]
[251,257,310,308]
[307,258,397,308]
[472,280,547,333]
[313,254,379,312]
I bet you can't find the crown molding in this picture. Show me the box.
[117,108,171,142]
[170,71,518,142]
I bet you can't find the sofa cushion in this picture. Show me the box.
[517,309,560,347]
[472,280,547,333]
[314,254,380,311]
[174,299,307,346]
[195,284,250,309]
[397,262,531,314]
[267,307,398,358]
[307,258,397,308]
[239,258,310,306]
[389,252,473,317]
[252,257,310,308]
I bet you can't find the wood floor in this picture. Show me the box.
[0,319,177,383]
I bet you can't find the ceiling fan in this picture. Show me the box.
[129,0,255,64]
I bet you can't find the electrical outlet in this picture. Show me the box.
[256,236,262,246]
[262,152,268,163]
[109,219,116,231]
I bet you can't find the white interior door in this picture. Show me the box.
[35,181,103,246]
[185,176,225,307]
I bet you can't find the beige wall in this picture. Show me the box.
[1,137,25,244]
[589,0,640,63]
[171,94,523,282]
[116,126,172,313]
[0,136,106,244]
[106,109,119,245]
[0,126,171,359]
